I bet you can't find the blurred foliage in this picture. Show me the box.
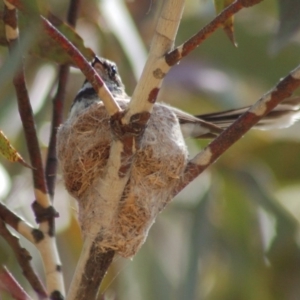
[0,0,300,299]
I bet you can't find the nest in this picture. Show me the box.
[57,101,188,257]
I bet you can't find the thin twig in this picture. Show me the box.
[45,66,69,199]
[174,65,300,195]
[0,203,43,244]
[0,265,33,300]
[0,219,47,299]
[42,16,120,116]
[165,0,264,66]
[45,0,82,199]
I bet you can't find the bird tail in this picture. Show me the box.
[197,97,300,132]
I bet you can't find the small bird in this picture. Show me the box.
[70,56,300,139]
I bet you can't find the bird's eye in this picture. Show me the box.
[109,65,117,78]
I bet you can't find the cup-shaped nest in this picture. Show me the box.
[57,101,188,257]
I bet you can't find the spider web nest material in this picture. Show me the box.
[57,101,188,257]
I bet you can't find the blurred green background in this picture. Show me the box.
[1,0,300,299]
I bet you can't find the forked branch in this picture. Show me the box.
[127,0,264,122]
[165,0,263,66]
[125,0,186,122]
[0,219,47,298]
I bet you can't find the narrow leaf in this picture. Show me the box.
[0,130,32,169]
[214,0,237,46]
[33,12,95,65]
[0,3,94,65]
[272,0,300,52]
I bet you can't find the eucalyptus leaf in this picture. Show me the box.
[33,13,95,65]
[0,4,94,66]
[0,130,32,168]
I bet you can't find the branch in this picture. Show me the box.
[0,203,43,244]
[66,247,114,300]
[165,0,263,66]
[3,1,64,297]
[125,0,263,123]
[174,65,300,195]
[124,0,186,123]
[0,203,67,298]
[0,265,33,300]
[45,65,69,199]
[42,17,120,116]
[0,219,47,299]
[45,0,82,199]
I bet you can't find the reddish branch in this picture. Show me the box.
[174,66,300,195]
[0,220,47,299]
[43,16,120,115]
[45,0,82,199]
[41,17,103,91]
[45,66,69,199]
[165,0,263,66]
[13,70,50,195]
[0,266,32,300]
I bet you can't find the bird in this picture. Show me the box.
[70,56,300,139]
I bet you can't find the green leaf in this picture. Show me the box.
[32,13,95,65]
[0,130,32,168]
[273,0,300,52]
[214,0,237,46]
[0,3,94,65]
